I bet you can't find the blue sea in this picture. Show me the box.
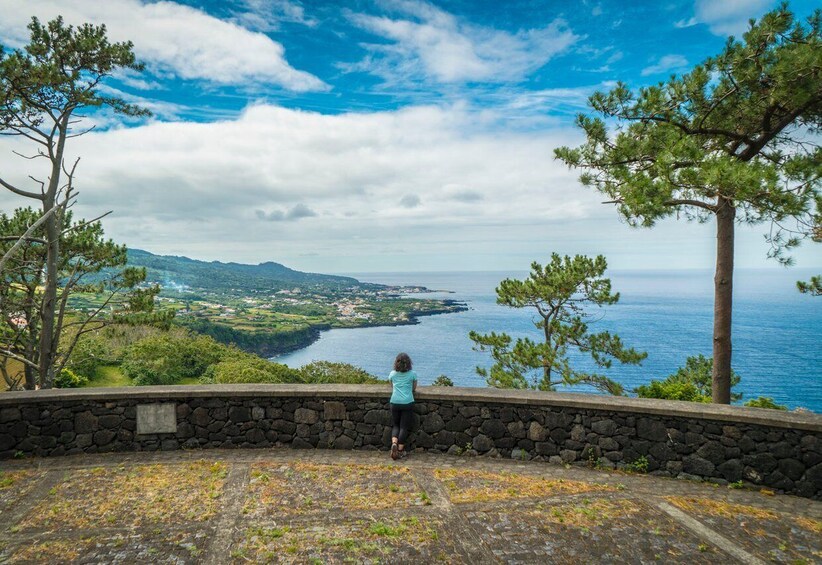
[275,269,822,412]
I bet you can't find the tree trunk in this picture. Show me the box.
[37,196,59,389]
[712,197,735,404]
[37,115,68,389]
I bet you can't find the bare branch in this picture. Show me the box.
[0,176,43,200]
[0,349,39,369]
[0,236,47,244]
[11,150,47,161]
[65,125,96,139]
[60,210,112,236]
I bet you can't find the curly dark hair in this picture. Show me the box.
[394,352,412,373]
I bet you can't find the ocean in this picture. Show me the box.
[274,269,822,412]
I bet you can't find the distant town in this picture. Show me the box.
[69,249,468,356]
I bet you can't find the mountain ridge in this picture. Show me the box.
[127,248,366,293]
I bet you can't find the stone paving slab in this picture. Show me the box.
[0,448,820,564]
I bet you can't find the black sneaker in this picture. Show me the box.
[397,448,408,459]
[391,443,399,460]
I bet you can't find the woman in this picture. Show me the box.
[389,352,417,460]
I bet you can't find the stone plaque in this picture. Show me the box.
[136,403,177,435]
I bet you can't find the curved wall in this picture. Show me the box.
[1,385,820,499]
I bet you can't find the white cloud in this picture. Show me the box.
[686,0,772,36]
[641,54,688,76]
[0,103,599,268]
[345,0,579,84]
[0,0,326,91]
[230,0,317,32]
[674,17,698,29]
[503,82,616,116]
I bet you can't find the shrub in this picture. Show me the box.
[431,375,454,386]
[122,333,228,385]
[209,358,302,384]
[634,380,708,402]
[64,334,109,379]
[635,354,741,402]
[299,361,384,384]
[54,368,89,388]
[744,396,788,410]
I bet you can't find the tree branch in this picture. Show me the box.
[0,176,43,200]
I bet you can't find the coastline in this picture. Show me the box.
[267,299,469,361]
[181,298,470,361]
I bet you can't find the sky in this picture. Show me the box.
[0,0,819,273]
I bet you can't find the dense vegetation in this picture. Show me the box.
[177,317,325,357]
[59,324,383,388]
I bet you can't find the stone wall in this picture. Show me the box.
[1,385,820,499]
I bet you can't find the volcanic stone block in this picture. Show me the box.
[445,415,470,432]
[74,411,98,434]
[696,441,725,464]
[98,415,122,429]
[682,455,715,476]
[93,429,117,446]
[363,410,389,425]
[333,434,355,449]
[473,435,494,452]
[560,449,577,463]
[544,411,568,429]
[229,406,251,423]
[637,418,668,442]
[528,422,547,442]
[323,402,346,420]
[480,419,507,439]
[745,452,778,474]
[778,458,805,481]
[770,441,795,459]
[0,408,21,423]
[717,459,744,482]
[422,413,445,433]
[591,419,617,436]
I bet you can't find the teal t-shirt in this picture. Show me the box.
[389,370,417,405]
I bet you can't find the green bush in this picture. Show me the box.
[64,335,109,378]
[432,375,454,387]
[744,396,787,410]
[209,358,301,384]
[299,361,384,384]
[122,333,227,385]
[54,368,89,388]
[634,380,708,402]
[635,354,741,402]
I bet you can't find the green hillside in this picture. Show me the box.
[127,249,367,294]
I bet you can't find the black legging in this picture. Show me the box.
[390,403,414,444]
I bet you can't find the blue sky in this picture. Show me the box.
[0,0,819,273]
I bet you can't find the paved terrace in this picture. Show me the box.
[0,448,819,564]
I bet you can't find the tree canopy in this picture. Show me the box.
[470,254,646,394]
[0,207,168,390]
[1,16,153,388]
[555,5,821,403]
